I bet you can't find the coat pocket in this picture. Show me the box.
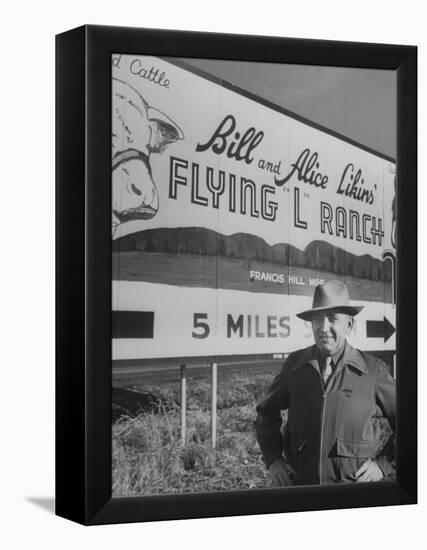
[336,438,376,459]
[290,437,306,455]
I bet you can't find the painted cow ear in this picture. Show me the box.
[147,107,184,153]
[147,121,179,153]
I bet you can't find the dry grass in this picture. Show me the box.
[112,373,271,496]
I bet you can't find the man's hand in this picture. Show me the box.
[352,459,384,482]
[268,457,296,487]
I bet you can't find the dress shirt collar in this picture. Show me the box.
[292,341,368,375]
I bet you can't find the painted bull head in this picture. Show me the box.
[112,78,183,235]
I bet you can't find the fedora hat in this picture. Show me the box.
[296,280,363,321]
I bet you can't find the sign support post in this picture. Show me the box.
[211,362,217,448]
[180,364,187,446]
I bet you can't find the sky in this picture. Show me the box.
[180,58,397,160]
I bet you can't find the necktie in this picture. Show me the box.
[322,356,333,387]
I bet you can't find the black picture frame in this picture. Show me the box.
[56,24,417,525]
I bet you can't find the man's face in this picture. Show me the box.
[311,311,353,356]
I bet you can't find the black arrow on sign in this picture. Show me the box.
[366,317,395,343]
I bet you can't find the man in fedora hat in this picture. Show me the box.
[255,280,395,486]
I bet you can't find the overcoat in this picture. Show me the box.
[255,342,395,485]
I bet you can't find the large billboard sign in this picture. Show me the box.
[111,55,396,361]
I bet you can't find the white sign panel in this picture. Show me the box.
[111,54,396,360]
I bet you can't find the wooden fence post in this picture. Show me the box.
[180,364,187,446]
[211,362,217,448]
